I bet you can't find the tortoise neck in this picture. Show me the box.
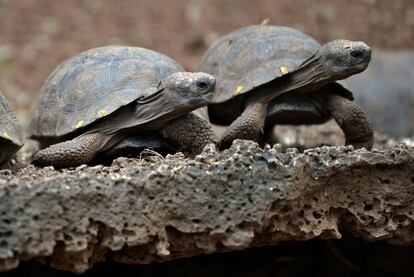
[288,53,333,92]
[250,51,332,104]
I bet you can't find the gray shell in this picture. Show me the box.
[344,50,414,137]
[0,92,24,164]
[29,46,183,138]
[199,25,320,104]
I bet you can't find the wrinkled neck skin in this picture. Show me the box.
[89,87,208,136]
[249,51,333,104]
[134,88,209,129]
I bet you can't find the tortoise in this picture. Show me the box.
[344,50,414,138]
[199,25,374,150]
[0,92,24,166]
[29,46,217,168]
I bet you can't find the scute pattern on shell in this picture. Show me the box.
[199,25,320,104]
[29,46,184,138]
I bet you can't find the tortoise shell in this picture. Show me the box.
[29,46,184,139]
[199,25,320,104]
[0,92,24,164]
[345,50,414,137]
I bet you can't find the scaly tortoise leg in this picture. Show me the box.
[162,112,218,154]
[218,102,268,150]
[32,133,109,168]
[326,94,374,150]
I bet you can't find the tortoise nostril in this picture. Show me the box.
[350,49,364,59]
[196,80,209,90]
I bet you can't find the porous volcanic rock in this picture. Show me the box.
[0,140,414,273]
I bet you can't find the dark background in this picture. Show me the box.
[5,238,414,277]
[0,0,413,124]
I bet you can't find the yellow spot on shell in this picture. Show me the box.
[279,65,289,75]
[3,131,10,139]
[97,109,106,118]
[235,85,244,93]
[75,120,85,128]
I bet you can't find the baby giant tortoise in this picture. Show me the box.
[29,46,217,168]
[199,25,374,150]
[0,92,24,165]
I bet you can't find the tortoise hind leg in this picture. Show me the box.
[326,94,374,150]
[32,133,110,168]
[162,113,218,155]
[219,102,268,150]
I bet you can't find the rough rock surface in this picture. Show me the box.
[1,140,414,273]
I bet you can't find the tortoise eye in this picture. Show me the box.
[350,49,364,59]
[196,80,209,90]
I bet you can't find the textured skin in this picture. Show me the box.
[219,102,268,150]
[162,113,218,154]
[0,92,24,165]
[32,133,108,168]
[327,94,374,150]
[29,46,183,138]
[345,50,414,137]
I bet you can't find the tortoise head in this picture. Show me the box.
[162,72,216,107]
[281,39,372,95]
[318,40,372,79]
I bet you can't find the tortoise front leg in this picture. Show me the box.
[32,133,109,167]
[326,94,374,150]
[162,113,218,154]
[219,102,268,150]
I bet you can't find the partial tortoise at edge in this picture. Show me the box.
[0,92,24,166]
